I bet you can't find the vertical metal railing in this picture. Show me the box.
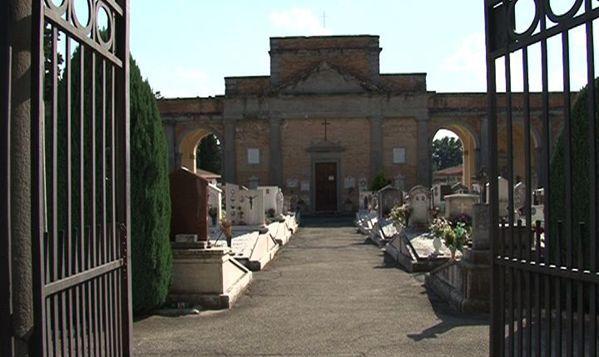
[486,0,599,356]
[0,0,14,355]
[30,0,131,355]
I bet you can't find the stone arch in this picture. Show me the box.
[428,121,480,188]
[177,128,223,172]
[175,121,224,174]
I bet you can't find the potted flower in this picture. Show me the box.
[444,222,469,260]
[429,217,450,255]
[389,203,412,230]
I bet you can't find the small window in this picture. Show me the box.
[247,148,260,164]
[393,147,406,164]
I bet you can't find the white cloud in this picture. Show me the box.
[269,8,331,36]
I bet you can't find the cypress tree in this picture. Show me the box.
[52,41,171,313]
[129,58,172,313]
[549,79,598,268]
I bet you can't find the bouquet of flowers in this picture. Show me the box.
[389,203,412,228]
[429,217,450,238]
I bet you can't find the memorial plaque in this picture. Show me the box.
[170,168,209,242]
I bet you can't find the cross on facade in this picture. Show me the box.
[321,118,331,141]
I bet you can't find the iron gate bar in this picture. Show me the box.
[584,1,598,355]
[44,260,124,296]
[28,0,132,355]
[0,0,13,354]
[43,8,123,68]
[487,0,599,356]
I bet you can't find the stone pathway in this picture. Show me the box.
[133,216,489,356]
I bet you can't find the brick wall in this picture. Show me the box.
[382,118,419,189]
[235,119,270,187]
[281,117,371,211]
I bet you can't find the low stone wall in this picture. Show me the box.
[169,213,300,309]
[169,247,252,309]
[425,204,491,313]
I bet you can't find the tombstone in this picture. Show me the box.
[276,189,285,215]
[207,183,223,227]
[394,175,406,191]
[258,186,282,218]
[377,185,403,219]
[169,168,209,242]
[236,189,266,226]
[444,193,480,218]
[513,181,527,213]
[451,182,469,194]
[225,183,241,224]
[359,190,375,211]
[408,185,431,227]
[486,177,509,217]
[531,188,545,223]
[358,177,368,191]
[431,183,452,210]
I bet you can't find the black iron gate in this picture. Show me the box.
[1,0,13,355]
[486,0,599,356]
[30,0,131,355]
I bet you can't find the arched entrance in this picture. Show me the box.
[430,124,479,189]
[178,128,223,175]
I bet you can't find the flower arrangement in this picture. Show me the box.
[429,217,450,238]
[428,217,470,259]
[389,203,412,228]
[446,223,470,259]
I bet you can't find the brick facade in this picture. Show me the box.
[158,35,566,213]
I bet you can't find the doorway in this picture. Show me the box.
[314,162,337,212]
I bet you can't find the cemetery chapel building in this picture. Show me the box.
[159,35,564,213]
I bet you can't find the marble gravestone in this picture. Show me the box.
[359,190,375,211]
[408,185,431,227]
[444,193,480,218]
[378,185,403,219]
[225,183,241,224]
[276,190,285,215]
[431,183,452,210]
[513,181,526,213]
[236,189,266,226]
[207,183,223,227]
[169,168,209,242]
[486,177,509,217]
[258,186,283,218]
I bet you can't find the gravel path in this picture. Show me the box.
[133,216,489,356]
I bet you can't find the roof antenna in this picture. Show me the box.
[322,11,326,28]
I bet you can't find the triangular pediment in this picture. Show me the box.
[278,62,376,95]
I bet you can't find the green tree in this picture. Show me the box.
[130,58,172,313]
[370,172,391,191]
[549,79,598,268]
[50,35,171,314]
[432,136,463,171]
[196,134,222,174]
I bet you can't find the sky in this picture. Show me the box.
[130,0,491,98]
[128,0,594,140]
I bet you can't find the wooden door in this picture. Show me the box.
[315,163,337,212]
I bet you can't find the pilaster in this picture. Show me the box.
[369,116,383,178]
[223,119,237,183]
[269,117,283,186]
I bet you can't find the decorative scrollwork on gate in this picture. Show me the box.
[43,0,119,65]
